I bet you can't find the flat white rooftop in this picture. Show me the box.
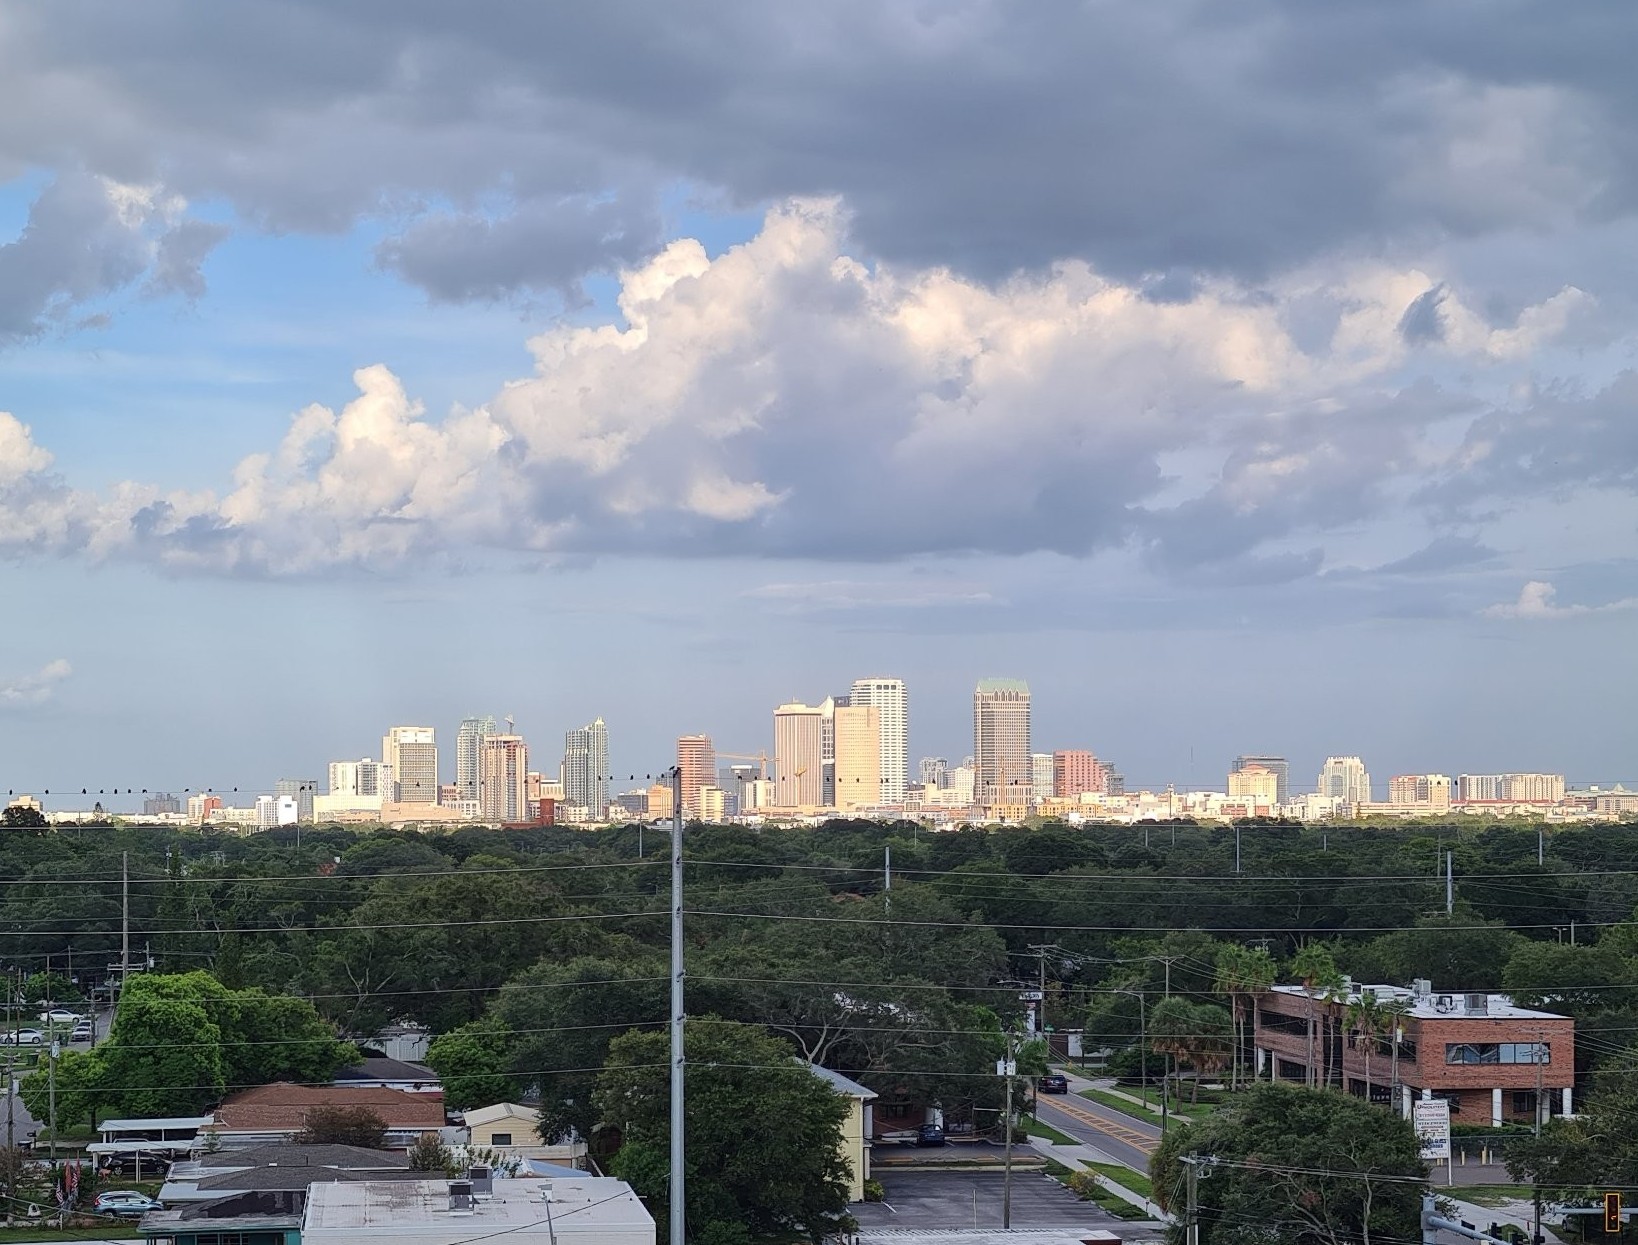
[303,1177,654,1243]
[1268,983,1568,1022]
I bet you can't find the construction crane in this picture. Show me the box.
[717,751,771,781]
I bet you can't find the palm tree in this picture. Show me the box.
[1187,1003,1233,1105]
[1346,989,1386,1103]
[1148,996,1196,1118]
[1290,944,1342,1088]
[1382,996,1413,1115]
[1242,947,1277,1083]
[1212,947,1249,1091]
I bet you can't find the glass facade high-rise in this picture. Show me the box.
[563,718,610,820]
[973,678,1031,805]
[456,716,498,806]
[850,677,908,804]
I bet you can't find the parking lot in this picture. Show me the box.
[852,1168,1126,1231]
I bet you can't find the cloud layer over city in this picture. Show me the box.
[1,2,1635,783]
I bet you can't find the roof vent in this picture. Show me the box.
[1465,993,1489,1015]
[449,1179,474,1215]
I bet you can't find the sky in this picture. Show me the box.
[2,2,1637,804]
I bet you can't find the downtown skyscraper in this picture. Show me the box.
[563,718,609,820]
[382,725,438,803]
[456,715,498,806]
[850,676,908,804]
[973,678,1031,806]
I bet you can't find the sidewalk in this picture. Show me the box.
[1026,1136,1169,1222]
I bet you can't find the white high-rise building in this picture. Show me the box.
[456,716,497,806]
[563,718,610,820]
[1031,753,1055,803]
[383,726,439,804]
[329,758,392,800]
[1317,756,1372,805]
[850,677,908,805]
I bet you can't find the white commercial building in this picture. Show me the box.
[1318,755,1372,805]
[384,726,439,804]
[302,1177,654,1245]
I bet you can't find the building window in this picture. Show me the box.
[1445,1042,1549,1066]
[1432,1091,1462,1114]
[490,1133,513,1146]
[1260,1012,1308,1038]
[1512,1091,1538,1117]
[1277,1059,1307,1082]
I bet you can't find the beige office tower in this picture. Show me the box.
[773,702,826,808]
[383,725,439,803]
[1228,764,1280,804]
[676,734,716,819]
[648,782,675,820]
[479,735,529,823]
[833,704,882,810]
[973,679,1032,806]
[849,677,908,804]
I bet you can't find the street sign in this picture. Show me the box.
[1020,990,1044,1002]
[996,1060,1017,1076]
[1413,1099,1451,1161]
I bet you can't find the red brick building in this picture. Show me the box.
[1253,980,1574,1126]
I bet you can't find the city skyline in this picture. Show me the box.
[1,8,1636,799]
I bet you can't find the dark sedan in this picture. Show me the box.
[1036,1074,1069,1094]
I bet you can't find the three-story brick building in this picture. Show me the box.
[1253,979,1573,1126]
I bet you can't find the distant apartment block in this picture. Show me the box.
[382,726,438,804]
[1053,750,1107,799]
[1388,774,1453,808]
[143,792,181,816]
[1457,773,1566,804]
[1227,764,1280,806]
[1318,755,1372,805]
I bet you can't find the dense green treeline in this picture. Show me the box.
[4,815,1638,1138]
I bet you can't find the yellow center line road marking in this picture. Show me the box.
[1041,1096,1160,1154]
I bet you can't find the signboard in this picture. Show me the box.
[996,1059,1017,1076]
[1413,1099,1451,1161]
[1067,1033,1083,1057]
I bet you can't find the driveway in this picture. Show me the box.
[852,1168,1125,1231]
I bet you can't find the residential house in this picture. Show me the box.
[462,1102,585,1166]
[1253,979,1574,1125]
[138,1190,305,1245]
[160,1144,412,1204]
[208,1082,449,1150]
[88,1115,214,1170]
[332,1056,442,1094]
[804,1063,877,1203]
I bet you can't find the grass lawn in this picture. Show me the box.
[1077,1086,1216,1126]
[1020,1116,1077,1146]
[1088,1161,1154,1199]
[1459,1185,1537,1207]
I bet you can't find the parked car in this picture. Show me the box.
[8,1029,43,1045]
[70,1021,93,1041]
[1037,1074,1069,1094]
[916,1122,946,1147]
[94,1191,164,1217]
[39,1009,82,1026]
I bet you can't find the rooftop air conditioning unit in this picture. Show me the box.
[1435,995,1456,1013]
[1412,978,1433,998]
[1465,993,1488,1015]
[449,1179,474,1216]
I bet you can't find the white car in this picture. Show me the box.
[39,1009,82,1026]
[8,1029,43,1045]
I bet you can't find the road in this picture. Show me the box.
[1035,1090,1161,1172]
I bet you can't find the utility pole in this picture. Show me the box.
[1002,1029,1015,1230]
[1234,824,1241,874]
[1445,851,1454,916]
[1537,827,1544,866]
[120,851,130,1002]
[1184,1155,1199,1245]
[47,1038,58,1162]
[668,767,685,1245]
[884,845,890,916]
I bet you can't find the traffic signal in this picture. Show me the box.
[1604,1192,1622,1235]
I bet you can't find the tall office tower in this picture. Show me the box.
[383,726,439,804]
[973,679,1032,805]
[850,677,908,804]
[773,702,826,808]
[143,792,181,816]
[275,778,318,824]
[677,734,716,819]
[1232,755,1290,805]
[1053,750,1103,798]
[1388,774,1453,808]
[919,757,949,789]
[563,718,610,819]
[479,735,529,823]
[1031,753,1055,803]
[819,696,843,806]
[1317,756,1372,805]
[456,716,498,805]
[833,704,882,810]
[1227,764,1280,804]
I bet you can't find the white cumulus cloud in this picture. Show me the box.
[1483,581,1638,620]
[0,659,72,707]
